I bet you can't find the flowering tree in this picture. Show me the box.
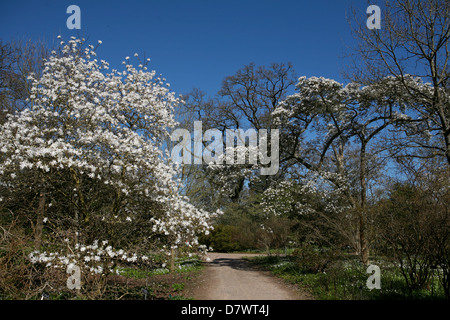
[0,37,216,276]
[270,75,427,264]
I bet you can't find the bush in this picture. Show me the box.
[373,181,450,297]
[200,224,242,252]
[292,243,340,274]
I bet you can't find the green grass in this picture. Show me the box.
[248,254,446,300]
[118,256,203,278]
[79,256,204,300]
[118,267,167,278]
[172,283,185,292]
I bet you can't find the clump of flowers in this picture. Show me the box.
[29,240,152,275]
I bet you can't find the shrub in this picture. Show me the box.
[292,243,340,274]
[200,224,242,252]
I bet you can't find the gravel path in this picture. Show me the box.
[187,252,313,300]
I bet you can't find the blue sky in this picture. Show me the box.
[0,0,371,97]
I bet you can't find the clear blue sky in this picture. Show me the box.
[0,0,371,97]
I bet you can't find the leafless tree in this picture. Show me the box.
[345,0,450,165]
[0,39,49,121]
[179,63,297,204]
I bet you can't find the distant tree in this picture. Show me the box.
[0,39,49,121]
[218,62,297,130]
[178,63,297,207]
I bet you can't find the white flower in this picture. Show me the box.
[0,36,216,268]
[29,255,38,264]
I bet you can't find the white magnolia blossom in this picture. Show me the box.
[29,240,151,275]
[267,73,445,219]
[262,171,351,217]
[0,37,217,261]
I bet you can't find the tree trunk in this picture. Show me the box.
[434,90,450,166]
[359,140,369,265]
[170,247,175,272]
[34,190,46,250]
[443,125,450,165]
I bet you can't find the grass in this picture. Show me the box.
[247,254,446,300]
[104,256,203,300]
[118,256,203,278]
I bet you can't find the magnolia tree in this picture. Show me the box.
[269,75,434,263]
[262,171,351,217]
[0,37,217,275]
